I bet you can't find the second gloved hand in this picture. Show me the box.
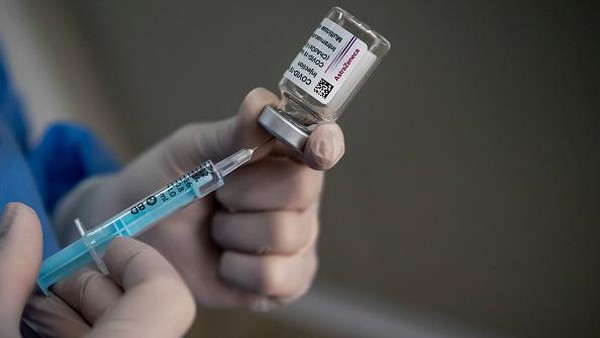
[0,203,195,338]
[54,88,345,309]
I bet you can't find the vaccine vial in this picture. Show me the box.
[259,7,390,152]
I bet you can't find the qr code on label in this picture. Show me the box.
[314,78,334,99]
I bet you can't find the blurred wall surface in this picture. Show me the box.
[7,0,598,337]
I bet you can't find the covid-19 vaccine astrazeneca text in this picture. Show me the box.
[259,7,390,152]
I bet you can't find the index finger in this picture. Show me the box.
[87,237,196,338]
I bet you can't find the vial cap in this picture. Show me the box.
[258,106,309,153]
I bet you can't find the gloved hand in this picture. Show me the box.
[0,203,195,338]
[54,88,345,309]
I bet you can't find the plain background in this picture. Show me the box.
[21,0,600,336]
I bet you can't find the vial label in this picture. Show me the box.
[284,18,368,104]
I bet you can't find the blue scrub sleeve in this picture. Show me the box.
[0,48,121,258]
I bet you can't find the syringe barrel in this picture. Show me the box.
[37,160,224,293]
[89,160,224,239]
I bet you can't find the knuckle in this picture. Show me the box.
[274,224,300,254]
[292,251,318,299]
[239,88,277,117]
[106,240,148,268]
[272,216,312,254]
[245,87,272,102]
[246,87,266,98]
[72,269,98,289]
[74,270,103,307]
[282,252,318,301]
[258,259,288,295]
[284,170,322,210]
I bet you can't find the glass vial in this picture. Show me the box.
[259,7,390,152]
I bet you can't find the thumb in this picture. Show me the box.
[106,88,278,205]
[111,87,342,204]
[161,87,278,175]
[161,87,346,173]
[0,203,43,337]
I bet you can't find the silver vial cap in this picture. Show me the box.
[258,106,309,153]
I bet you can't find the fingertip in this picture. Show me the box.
[239,88,280,120]
[0,202,42,253]
[219,252,311,299]
[303,123,345,170]
[2,202,39,228]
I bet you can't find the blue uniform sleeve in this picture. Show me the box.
[28,123,121,214]
[0,48,120,258]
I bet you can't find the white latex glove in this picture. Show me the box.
[0,203,195,338]
[54,88,345,309]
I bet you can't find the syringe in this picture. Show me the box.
[37,147,257,294]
